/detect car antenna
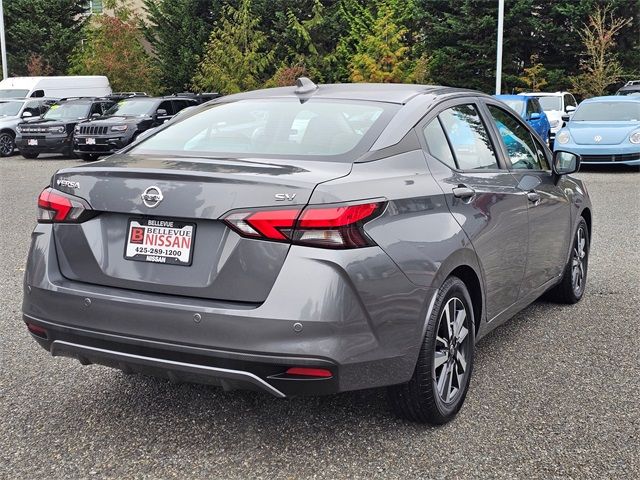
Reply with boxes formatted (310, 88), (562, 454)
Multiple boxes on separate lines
(295, 77), (318, 95)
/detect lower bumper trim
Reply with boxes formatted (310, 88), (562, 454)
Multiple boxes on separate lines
(50, 339), (286, 398)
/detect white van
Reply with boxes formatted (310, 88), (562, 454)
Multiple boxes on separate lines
(0, 76), (111, 99)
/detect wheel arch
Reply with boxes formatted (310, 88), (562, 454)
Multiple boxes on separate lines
(580, 207), (592, 238)
(0, 127), (16, 137)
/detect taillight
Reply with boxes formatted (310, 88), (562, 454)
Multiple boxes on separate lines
(222, 201), (385, 249)
(37, 187), (91, 223)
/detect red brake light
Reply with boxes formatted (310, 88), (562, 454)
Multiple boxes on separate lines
(37, 187), (90, 223)
(222, 201), (385, 249)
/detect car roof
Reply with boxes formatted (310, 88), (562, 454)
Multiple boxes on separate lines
(582, 95), (640, 103)
(519, 92), (570, 97)
(216, 83), (483, 105)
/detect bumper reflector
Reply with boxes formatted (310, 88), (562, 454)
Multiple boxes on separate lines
(26, 322), (48, 338)
(286, 367), (332, 378)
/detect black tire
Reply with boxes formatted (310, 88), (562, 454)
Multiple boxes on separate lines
(79, 153), (100, 162)
(387, 276), (475, 424)
(21, 151), (39, 159)
(546, 217), (589, 304)
(0, 132), (15, 157)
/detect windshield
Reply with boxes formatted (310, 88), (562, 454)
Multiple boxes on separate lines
(536, 96), (562, 111)
(572, 102), (640, 121)
(43, 103), (91, 120)
(104, 99), (157, 116)
(0, 89), (30, 98)
(501, 99), (525, 115)
(617, 90), (640, 96)
(132, 99), (396, 161)
(0, 101), (24, 116)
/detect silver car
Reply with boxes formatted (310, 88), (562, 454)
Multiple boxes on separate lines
(23, 80), (592, 424)
(0, 98), (57, 156)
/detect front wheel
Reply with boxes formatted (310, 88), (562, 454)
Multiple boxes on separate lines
(0, 132), (15, 157)
(387, 276), (475, 424)
(546, 217), (589, 304)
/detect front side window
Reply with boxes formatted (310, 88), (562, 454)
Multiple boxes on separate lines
(438, 104), (499, 170)
(132, 99), (396, 161)
(526, 99), (536, 118)
(43, 103), (91, 120)
(488, 105), (546, 170)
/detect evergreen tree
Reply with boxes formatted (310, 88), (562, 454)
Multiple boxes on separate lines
(143, 0), (219, 94)
(3, 0), (87, 76)
(192, 0), (273, 94)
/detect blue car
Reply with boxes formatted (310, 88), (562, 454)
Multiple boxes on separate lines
(554, 96), (640, 167)
(494, 94), (551, 143)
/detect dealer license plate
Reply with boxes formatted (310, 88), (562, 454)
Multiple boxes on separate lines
(86, 137), (96, 145)
(28, 139), (38, 146)
(124, 218), (196, 266)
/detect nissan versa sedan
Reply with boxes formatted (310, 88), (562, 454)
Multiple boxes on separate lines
(554, 95), (640, 167)
(23, 80), (592, 424)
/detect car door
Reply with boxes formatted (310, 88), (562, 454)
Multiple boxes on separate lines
(419, 100), (529, 321)
(483, 102), (571, 293)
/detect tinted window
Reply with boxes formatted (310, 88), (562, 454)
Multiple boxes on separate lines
(438, 104), (499, 170)
(572, 102), (640, 121)
(564, 94), (577, 108)
(157, 100), (173, 115)
(422, 118), (456, 169)
(173, 100), (195, 113)
(488, 105), (545, 170)
(526, 99), (536, 117)
(132, 99), (396, 161)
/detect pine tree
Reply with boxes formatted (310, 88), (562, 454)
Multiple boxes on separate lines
(192, 0), (274, 94)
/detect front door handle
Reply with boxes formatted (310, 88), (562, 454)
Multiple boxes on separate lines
(527, 190), (541, 204)
(452, 186), (476, 199)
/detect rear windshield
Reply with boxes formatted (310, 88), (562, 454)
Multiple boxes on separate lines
(501, 99), (525, 115)
(0, 89), (30, 98)
(0, 101), (24, 116)
(131, 98), (398, 162)
(572, 102), (640, 121)
(104, 98), (157, 116)
(43, 103), (91, 120)
(536, 96), (561, 111)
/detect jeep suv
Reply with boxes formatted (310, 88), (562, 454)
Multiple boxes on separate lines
(15, 97), (114, 159)
(73, 96), (198, 161)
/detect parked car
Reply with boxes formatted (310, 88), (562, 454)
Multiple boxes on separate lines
(0, 98), (57, 157)
(0, 76), (111, 99)
(15, 97), (115, 159)
(554, 95), (640, 167)
(520, 91), (578, 145)
(495, 94), (551, 143)
(616, 80), (640, 96)
(23, 80), (592, 424)
(73, 96), (199, 161)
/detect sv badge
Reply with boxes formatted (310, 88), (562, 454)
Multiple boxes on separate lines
(275, 193), (297, 201)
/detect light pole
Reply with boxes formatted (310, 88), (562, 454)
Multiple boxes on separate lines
(0, 0), (7, 79)
(495, 0), (504, 94)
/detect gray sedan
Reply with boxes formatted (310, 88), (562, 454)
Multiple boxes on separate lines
(22, 80), (592, 424)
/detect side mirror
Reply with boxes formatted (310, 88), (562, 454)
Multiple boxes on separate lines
(91, 112), (101, 118)
(529, 112), (541, 120)
(552, 150), (580, 175)
(21, 111), (33, 118)
(565, 105), (576, 113)
(561, 114), (571, 123)
(156, 108), (168, 117)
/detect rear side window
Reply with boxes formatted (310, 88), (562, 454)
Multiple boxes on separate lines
(438, 104), (499, 170)
(422, 119), (456, 169)
(132, 98), (398, 162)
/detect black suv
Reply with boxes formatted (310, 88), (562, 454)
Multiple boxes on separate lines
(15, 97), (115, 159)
(73, 96), (198, 161)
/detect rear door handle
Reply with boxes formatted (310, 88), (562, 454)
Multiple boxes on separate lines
(527, 191), (541, 204)
(452, 186), (476, 199)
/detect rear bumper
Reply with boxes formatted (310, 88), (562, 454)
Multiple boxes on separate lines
(23, 224), (431, 396)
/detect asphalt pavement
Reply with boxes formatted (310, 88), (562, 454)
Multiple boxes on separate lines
(1, 155), (638, 479)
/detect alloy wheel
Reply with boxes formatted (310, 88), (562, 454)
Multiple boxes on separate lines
(571, 226), (587, 296)
(0, 133), (14, 156)
(434, 297), (470, 404)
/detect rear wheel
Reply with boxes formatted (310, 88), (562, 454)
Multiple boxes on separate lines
(21, 151), (39, 159)
(79, 153), (100, 162)
(0, 132), (15, 157)
(546, 217), (589, 304)
(387, 276), (475, 424)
